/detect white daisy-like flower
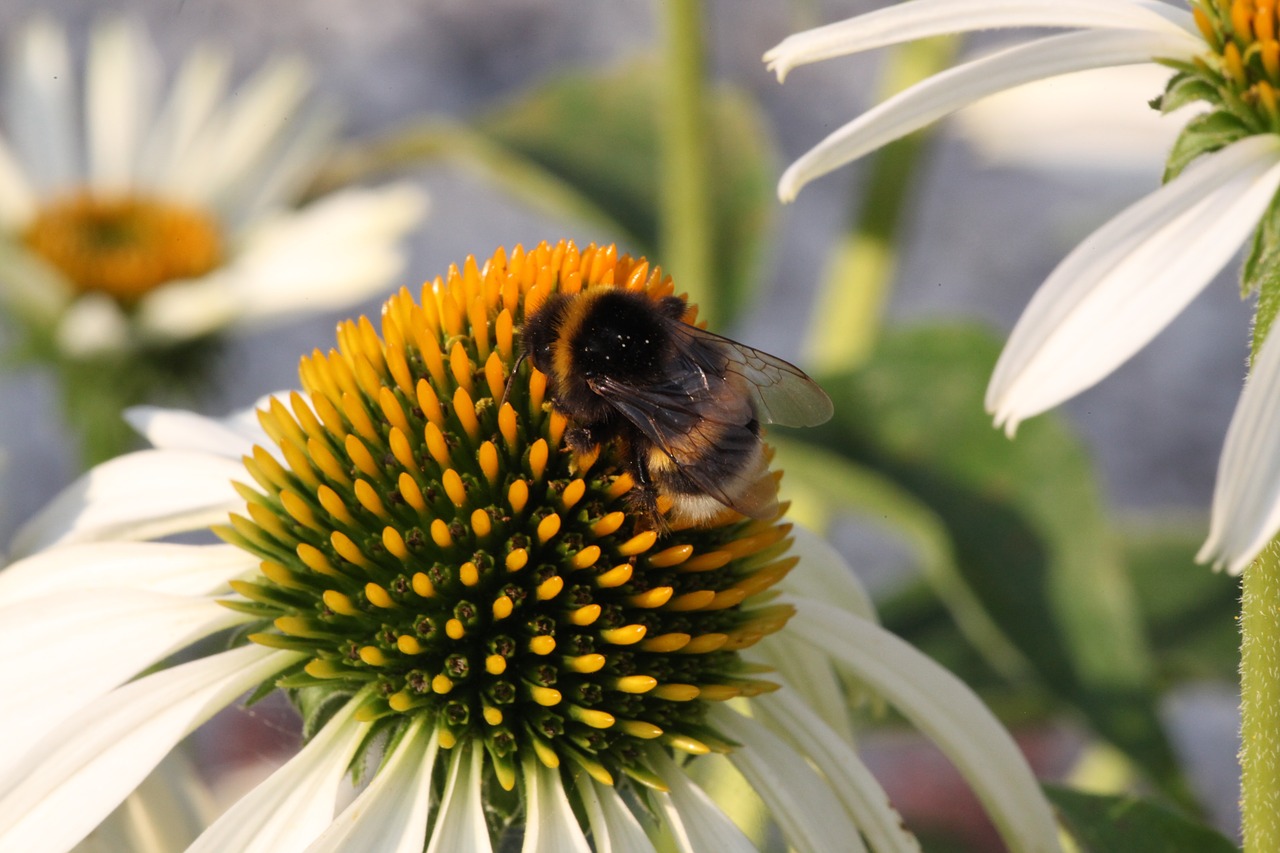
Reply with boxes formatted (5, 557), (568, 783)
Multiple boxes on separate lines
(0, 242), (1060, 852)
(0, 16), (425, 357)
(766, 0), (1280, 574)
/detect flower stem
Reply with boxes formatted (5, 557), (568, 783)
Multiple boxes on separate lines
(805, 37), (957, 372)
(1240, 540), (1280, 851)
(659, 0), (715, 325)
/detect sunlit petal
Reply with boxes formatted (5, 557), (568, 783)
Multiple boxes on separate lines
(1199, 330), (1280, 574)
(0, 646), (298, 853)
(137, 45), (230, 194)
(187, 694), (369, 853)
(987, 135), (1280, 433)
(5, 16), (76, 190)
(648, 749), (756, 853)
(124, 403), (265, 457)
(305, 722), (438, 853)
(521, 757), (591, 853)
(785, 598), (1061, 853)
(764, 0), (1194, 81)
(0, 590), (246, 774)
(710, 706), (869, 853)
(426, 744), (493, 853)
(777, 28), (1197, 201)
(9, 449), (244, 557)
(576, 776), (656, 853)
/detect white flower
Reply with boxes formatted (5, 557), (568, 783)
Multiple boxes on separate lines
(0, 17), (425, 356)
(766, 0), (1280, 574)
(0, 243), (1060, 852)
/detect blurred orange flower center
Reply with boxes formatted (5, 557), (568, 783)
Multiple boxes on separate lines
(22, 193), (223, 304)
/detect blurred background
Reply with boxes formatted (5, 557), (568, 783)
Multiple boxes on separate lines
(0, 1), (1246, 849)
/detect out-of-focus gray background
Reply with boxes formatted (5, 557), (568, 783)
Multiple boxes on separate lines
(0, 0), (1246, 842)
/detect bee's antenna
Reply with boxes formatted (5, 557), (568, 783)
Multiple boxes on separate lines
(499, 352), (526, 411)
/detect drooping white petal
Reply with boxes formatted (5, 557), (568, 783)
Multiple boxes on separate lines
(576, 776), (656, 853)
(304, 722), (438, 853)
(131, 271), (240, 342)
(222, 106), (339, 230)
(708, 706), (869, 853)
(187, 694), (370, 853)
(784, 526), (876, 621)
(0, 541), (253, 606)
(225, 183), (427, 320)
(749, 632), (855, 745)
(987, 135), (1280, 434)
(54, 292), (132, 357)
(764, 0), (1194, 81)
(6, 17), (77, 191)
(75, 749), (216, 853)
(521, 757), (592, 853)
(777, 28), (1196, 201)
(750, 691), (921, 853)
(124, 403), (266, 458)
(647, 749), (756, 853)
(0, 133), (36, 227)
(0, 645), (299, 853)
(0, 590), (248, 774)
(1199, 330), (1280, 574)
(136, 45), (230, 195)
(426, 744), (493, 853)
(8, 449), (244, 558)
(785, 598), (1061, 853)
(85, 19), (159, 192)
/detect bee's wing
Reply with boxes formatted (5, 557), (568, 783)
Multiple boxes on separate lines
(586, 373), (772, 518)
(666, 322), (833, 427)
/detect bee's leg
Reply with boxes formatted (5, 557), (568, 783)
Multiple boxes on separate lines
(626, 444), (667, 534)
(564, 425), (598, 456)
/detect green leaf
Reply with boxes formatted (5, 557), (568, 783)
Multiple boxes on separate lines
(798, 324), (1182, 791)
(1152, 72), (1217, 115)
(471, 62), (774, 326)
(1047, 786), (1239, 853)
(1121, 521), (1240, 682)
(1163, 111), (1250, 182)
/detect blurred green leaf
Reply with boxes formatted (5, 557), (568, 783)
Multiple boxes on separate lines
(1047, 786), (1239, 853)
(797, 323), (1182, 792)
(1121, 522), (1240, 683)
(323, 63), (774, 328)
(474, 62), (773, 326)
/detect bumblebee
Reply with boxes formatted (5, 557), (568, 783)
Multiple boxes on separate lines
(519, 286), (833, 530)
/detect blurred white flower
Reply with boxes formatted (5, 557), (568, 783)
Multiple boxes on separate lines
(767, 0), (1280, 574)
(0, 244), (1060, 851)
(0, 17), (425, 357)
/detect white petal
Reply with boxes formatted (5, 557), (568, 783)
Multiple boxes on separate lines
(749, 632), (855, 745)
(0, 133), (37, 227)
(647, 749), (756, 853)
(0, 241), (75, 324)
(0, 541), (253, 607)
(85, 19), (158, 192)
(181, 58), (312, 207)
(1199, 330), (1280, 573)
(777, 28), (1196, 201)
(305, 722), (439, 853)
(0, 645), (297, 853)
(6, 17), (78, 190)
(54, 293), (132, 357)
(521, 758), (592, 853)
(132, 271), (240, 342)
(750, 691), (921, 853)
(187, 694), (369, 853)
(785, 598), (1062, 853)
(223, 106), (339, 229)
(987, 135), (1280, 433)
(124, 403), (266, 457)
(137, 45), (230, 195)
(0, 590), (247, 773)
(576, 776), (656, 853)
(228, 183), (427, 321)
(784, 526), (876, 621)
(764, 0), (1194, 81)
(707, 706), (869, 853)
(8, 449), (244, 558)
(426, 744), (493, 853)
(75, 749), (216, 853)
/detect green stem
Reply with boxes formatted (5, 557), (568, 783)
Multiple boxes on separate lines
(1240, 541), (1280, 851)
(659, 0), (715, 325)
(805, 37), (958, 372)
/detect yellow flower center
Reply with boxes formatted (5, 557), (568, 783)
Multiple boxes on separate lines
(21, 192), (223, 304)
